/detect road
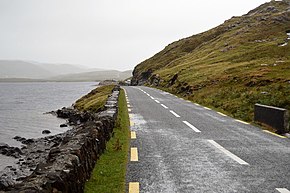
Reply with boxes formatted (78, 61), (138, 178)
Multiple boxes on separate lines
(124, 86), (290, 193)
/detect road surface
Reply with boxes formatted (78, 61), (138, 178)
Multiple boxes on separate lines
(124, 86), (290, 193)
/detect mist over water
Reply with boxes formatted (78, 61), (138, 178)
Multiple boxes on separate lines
(0, 82), (96, 169)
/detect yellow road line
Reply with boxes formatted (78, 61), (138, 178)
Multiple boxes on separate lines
(130, 148), (138, 161)
(236, 119), (250, 125)
(129, 182), (140, 193)
(131, 131), (136, 139)
(217, 112), (227, 117)
(130, 120), (134, 126)
(263, 130), (286, 139)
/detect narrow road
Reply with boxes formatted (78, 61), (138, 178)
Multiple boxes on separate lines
(124, 86), (290, 193)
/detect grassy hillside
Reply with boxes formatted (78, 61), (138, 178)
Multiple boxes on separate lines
(132, 1), (290, 129)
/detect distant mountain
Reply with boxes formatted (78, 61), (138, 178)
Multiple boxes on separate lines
(48, 70), (132, 82)
(0, 60), (55, 79)
(0, 60), (132, 81)
(34, 63), (92, 75)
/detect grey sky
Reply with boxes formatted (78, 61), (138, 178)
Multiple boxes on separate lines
(0, 0), (268, 71)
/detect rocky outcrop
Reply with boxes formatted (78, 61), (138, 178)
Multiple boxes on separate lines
(0, 86), (120, 193)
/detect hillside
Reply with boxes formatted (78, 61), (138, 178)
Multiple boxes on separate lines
(48, 70), (132, 82)
(132, 1), (290, 124)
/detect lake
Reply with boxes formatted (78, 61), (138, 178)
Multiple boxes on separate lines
(0, 82), (97, 170)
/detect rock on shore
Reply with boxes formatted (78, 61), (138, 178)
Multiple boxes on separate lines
(0, 86), (120, 193)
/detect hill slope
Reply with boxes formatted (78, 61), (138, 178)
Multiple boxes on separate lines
(132, 1), (290, 125)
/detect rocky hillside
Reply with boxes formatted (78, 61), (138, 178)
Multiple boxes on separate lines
(132, 0), (290, 123)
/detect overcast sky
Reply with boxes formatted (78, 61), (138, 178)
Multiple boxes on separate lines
(0, 0), (269, 71)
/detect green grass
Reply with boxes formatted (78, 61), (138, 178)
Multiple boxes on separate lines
(84, 89), (130, 193)
(74, 85), (115, 113)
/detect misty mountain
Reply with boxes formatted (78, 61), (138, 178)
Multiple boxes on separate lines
(48, 70), (132, 82)
(0, 60), (55, 79)
(0, 60), (102, 79)
(35, 63), (90, 75)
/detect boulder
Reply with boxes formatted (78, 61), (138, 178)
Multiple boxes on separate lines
(42, 130), (51, 134)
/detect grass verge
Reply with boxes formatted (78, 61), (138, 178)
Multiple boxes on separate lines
(84, 89), (130, 193)
(74, 85), (115, 113)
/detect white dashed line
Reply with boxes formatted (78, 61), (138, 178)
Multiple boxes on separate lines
(150, 96), (155, 100)
(169, 110), (181, 118)
(276, 188), (290, 193)
(204, 107), (211, 110)
(183, 121), (201, 132)
(154, 100), (160, 104)
(207, 140), (249, 165)
(161, 104), (168, 109)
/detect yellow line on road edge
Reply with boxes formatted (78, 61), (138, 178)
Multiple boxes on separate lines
(129, 182), (140, 193)
(263, 130), (286, 139)
(236, 119), (250, 125)
(130, 148), (138, 161)
(217, 112), (227, 117)
(130, 121), (134, 126)
(131, 131), (136, 139)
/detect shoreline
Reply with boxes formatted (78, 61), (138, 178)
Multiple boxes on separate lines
(0, 85), (120, 192)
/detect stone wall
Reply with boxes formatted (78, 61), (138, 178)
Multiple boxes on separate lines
(254, 103), (289, 134)
(0, 86), (120, 193)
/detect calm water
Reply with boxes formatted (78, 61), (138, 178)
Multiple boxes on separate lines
(0, 82), (96, 169)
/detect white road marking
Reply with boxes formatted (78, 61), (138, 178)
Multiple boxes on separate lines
(169, 110), (181, 118)
(150, 96), (155, 100)
(276, 188), (290, 193)
(204, 107), (211, 110)
(146, 94), (150, 96)
(183, 121), (201, 132)
(161, 104), (168, 109)
(154, 100), (160, 103)
(207, 140), (249, 165)
(194, 103), (200, 106)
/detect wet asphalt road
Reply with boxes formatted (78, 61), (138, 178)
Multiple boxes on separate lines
(124, 86), (290, 193)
